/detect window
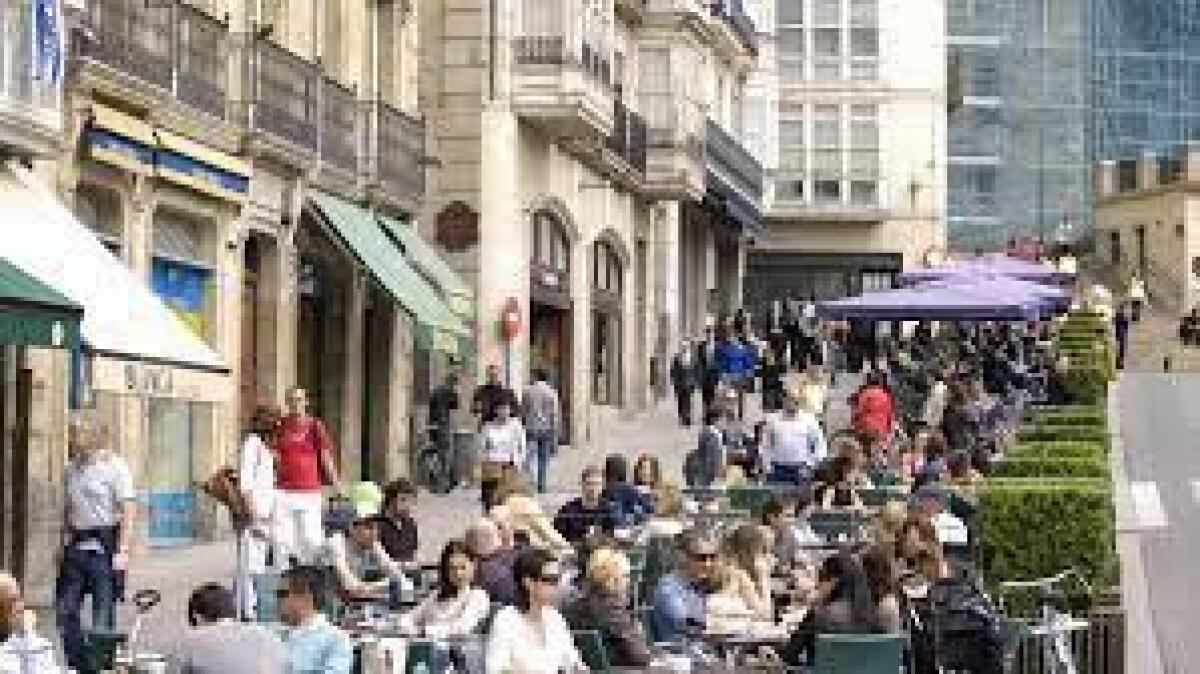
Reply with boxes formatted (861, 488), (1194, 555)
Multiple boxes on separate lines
(152, 209), (215, 342)
(848, 0), (878, 81)
(776, 178), (806, 201)
(532, 210), (569, 272)
(813, 0), (840, 24)
(813, 27), (841, 80)
(850, 180), (877, 205)
(815, 179), (841, 202)
(777, 0), (803, 25)
(778, 103), (805, 201)
(593, 241), (622, 295)
(75, 185), (124, 255)
(639, 47), (671, 129)
(777, 0), (804, 83)
(260, 0), (286, 33)
(323, 0), (342, 79)
(848, 103), (878, 181)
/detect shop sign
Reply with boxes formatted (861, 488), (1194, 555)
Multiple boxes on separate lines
(124, 363), (174, 395)
(435, 202), (479, 252)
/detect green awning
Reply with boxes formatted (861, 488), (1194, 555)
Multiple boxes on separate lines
(306, 193), (468, 355)
(378, 215), (475, 319)
(0, 256), (82, 349)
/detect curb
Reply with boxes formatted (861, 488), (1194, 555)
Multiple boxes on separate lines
(1108, 377), (1166, 674)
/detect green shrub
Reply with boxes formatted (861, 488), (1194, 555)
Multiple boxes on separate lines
(977, 479), (1117, 608)
(1028, 408), (1106, 428)
(1018, 424), (1108, 443)
(1010, 440), (1108, 458)
(991, 455), (1109, 479)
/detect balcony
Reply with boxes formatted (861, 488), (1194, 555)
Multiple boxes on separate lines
(77, 0), (230, 122)
(242, 36), (320, 161)
(0, 1), (63, 157)
(641, 92), (706, 200)
(598, 99), (648, 190)
(710, 0), (758, 55)
(645, 0), (756, 62)
(511, 25), (615, 142)
(366, 100), (426, 209)
(319, 77), (360, 176)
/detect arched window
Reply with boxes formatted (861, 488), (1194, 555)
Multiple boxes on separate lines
(532, 210), (569, 273)
(592, 240), (622, 296)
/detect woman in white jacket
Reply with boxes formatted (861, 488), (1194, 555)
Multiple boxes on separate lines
(236, 405), (280, 620)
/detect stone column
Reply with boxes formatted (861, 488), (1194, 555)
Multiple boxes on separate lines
(378, 309), (413, 480)
(478, 102), (527, 390)
(571, 242), (592, 448)
(730, 237), (747, 312)
(654, 202), (682, 353)
(340, 271), (367, 481)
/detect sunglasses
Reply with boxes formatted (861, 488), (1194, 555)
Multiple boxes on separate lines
(691, 552), (717, 562)
(274, 589), (291, 599)
(537, 574), (561, 584)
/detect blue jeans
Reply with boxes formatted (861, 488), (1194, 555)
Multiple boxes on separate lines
(55, 546), (117, 673)
(527, 429), (557, 493)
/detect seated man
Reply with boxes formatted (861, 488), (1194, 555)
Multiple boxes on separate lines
(325, 501), (413, 605)
(602, 454), (653, 527)
(553, 466), (617, 544)
(171, 583), (284, 673)
(0, 572), (57, 673)
(913, 484), (970, 547)
(277, 566), (353, 674)
(650, 529), (717, 642)
(374, 479), (419, 564)
(465, 517), (519, 606)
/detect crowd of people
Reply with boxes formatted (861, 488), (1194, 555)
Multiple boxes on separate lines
(0, 297), (1092, 673)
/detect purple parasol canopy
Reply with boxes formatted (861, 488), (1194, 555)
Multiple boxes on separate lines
(899, 254), (1074, 285)
(816, 283), (1044, 321)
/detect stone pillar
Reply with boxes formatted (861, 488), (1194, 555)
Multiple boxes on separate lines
(700, 224), (716, 327)
(571, 243), (591, 447)
(478, 102), (527, 390)
(127, 176), (155, 280)
(654, 203), (682, 353)
(1138, 151), (1158, 192)
(340, 271), (367, 481)
(731, 237), (747, 312)
(379, 309), (413, 479)
(1095, 160), (1117, 197)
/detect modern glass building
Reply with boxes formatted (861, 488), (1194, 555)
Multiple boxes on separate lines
(947, 0), (1200, 251)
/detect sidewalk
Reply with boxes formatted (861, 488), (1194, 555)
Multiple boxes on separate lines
(119, 380), (858, 654)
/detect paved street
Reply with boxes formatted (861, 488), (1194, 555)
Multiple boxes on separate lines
(1118, 373), (1200, 670)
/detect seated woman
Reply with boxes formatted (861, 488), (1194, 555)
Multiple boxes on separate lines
(404, 540), (490, 638)
(603, 454), (653, 527)
(486, 548), (586, 674)
(718, 524), (774, 621)
(562, 547), (652, 668)
(814, 456), (867, 510)
(633, 454), (664, 499)
(325, 502), (413, 605)
(643, 485), (686, 539)
(815, 545), (902, 634)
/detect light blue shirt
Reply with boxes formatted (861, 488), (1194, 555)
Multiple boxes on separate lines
(650, 573), (705, 643)
(278, 615), (353, 674)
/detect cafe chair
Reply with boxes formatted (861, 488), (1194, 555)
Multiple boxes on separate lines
(572, 629), (612, 672)
(814, 632), (906, 674)
(727, 486), (772, 514)
(405, 640), (438, 673)
(808, 510), (863, 542)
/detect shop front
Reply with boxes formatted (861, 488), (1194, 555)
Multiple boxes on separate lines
(529, 209), (573, 438)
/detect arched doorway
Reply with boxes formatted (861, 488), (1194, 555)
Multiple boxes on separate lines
(529, 209), (572, 439)
(592, 239), (623, 406)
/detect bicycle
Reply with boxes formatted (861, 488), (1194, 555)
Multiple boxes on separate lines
(415, 425), (454, 495)
(997, 569), (1092, 674)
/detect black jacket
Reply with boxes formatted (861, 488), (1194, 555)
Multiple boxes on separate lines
(670, 354), (699, 390)
(563, 583), (653, 667)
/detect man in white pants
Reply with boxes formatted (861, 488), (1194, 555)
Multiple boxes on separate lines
(273, 387), (341, 567)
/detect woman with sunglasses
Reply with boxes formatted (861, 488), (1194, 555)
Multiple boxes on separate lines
(486, 548), (585, 673)
(405, 540), (490, 638)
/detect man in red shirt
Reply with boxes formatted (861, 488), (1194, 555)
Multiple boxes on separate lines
(273, 387), (341, 566)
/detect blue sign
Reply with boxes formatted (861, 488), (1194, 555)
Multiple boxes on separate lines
(31, 0), (62, 84)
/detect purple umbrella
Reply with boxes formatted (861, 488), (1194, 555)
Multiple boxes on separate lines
(900, 255), (1073, 285)
(916, 276), (1068, 306)
(817, 284), (1043, 321)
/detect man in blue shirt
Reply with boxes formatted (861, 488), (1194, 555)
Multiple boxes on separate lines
(554, 466), (618, 543)
(650, 529), (718, 642)
(716, 334), (757, 420)
(277, 566), (353, 674)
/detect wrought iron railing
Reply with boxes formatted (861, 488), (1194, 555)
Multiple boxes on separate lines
(513, 36), (566, 65)
(175, 4), (227, 119)
(248, 37), (319, 151)
(705, 117), (763, 200)
(606, 100), (647, 175)
(82, 0), (173, 91)
(320, 77), (359, 173)
(372, 100), (425, 203)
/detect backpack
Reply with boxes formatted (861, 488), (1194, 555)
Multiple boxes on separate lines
(921, 577), (1006, 674)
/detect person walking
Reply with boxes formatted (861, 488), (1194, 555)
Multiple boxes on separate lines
(235, 405), (279, 621)
(428, 371), (461, 487)
(669, 340), (699, 426)
(522, 369), (562, 494)
(55, 413), (137, 673)
(472, 364), (518, 427)
(851, 371), (895, 457)
(273, 387), (342, 567)
(1128, 273), (1146, 322)
(758, 348), (786, 413)
(716, 333), (756, 420)
(697, 327), (721, 415)
(1114, 303), (1131, 370)
(480, 401), (527, 510)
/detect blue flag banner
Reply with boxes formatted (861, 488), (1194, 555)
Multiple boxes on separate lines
(32, 0), (62, 84)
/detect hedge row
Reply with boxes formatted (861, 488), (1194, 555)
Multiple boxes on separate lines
(1018, 424), (1108, 443)
(1027, 407), (1106, 428)
(991, 455), (1110, 479)
(1009, 439), (1108, 459)
(977, 479), (1117, 604)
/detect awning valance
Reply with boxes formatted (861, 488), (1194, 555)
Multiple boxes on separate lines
(85, 105), (156, 173)
(0, 163), (226, 371)
(705, 170), (765, 233)
(0, 256), (82, 350)
(306, 192), (469, 355)
(153, 129), (250, 201)
(378, 215), (474, 319)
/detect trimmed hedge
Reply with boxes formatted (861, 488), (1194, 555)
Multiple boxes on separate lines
(977, 479), (1117, 606)
(991, 455), (1109, 479)
(1010, 440), (1108, 459)
(1018, 424), (1108, 443)
(1028, 409), (1106, 428)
